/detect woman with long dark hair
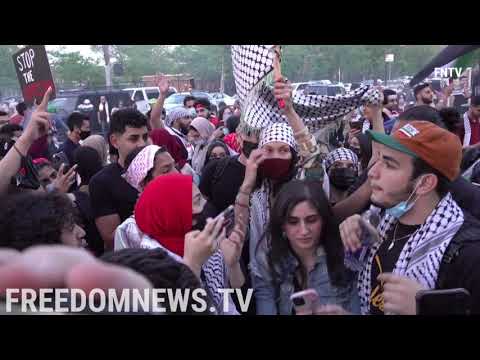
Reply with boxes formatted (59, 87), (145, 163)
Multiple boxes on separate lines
(251, 180), (359, 314)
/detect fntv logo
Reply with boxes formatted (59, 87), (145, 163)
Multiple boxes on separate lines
(434, 67), (472, 78)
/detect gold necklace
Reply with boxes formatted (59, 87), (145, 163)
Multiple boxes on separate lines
(387, 222), (418, 251)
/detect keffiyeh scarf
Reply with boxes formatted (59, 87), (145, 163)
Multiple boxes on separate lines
(122, 145), (161, 191)
(324, 147), (359, 173)
(232, 45), (382, 137)
(358, 193), (464, 315)
(463, 111), (472, 148)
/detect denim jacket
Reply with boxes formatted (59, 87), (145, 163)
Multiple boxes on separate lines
(251, 246), (360, 315)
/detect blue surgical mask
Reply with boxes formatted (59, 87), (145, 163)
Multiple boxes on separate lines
(385, 180), (421, 219)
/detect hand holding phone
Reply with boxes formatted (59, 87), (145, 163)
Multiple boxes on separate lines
(416, 288), (471, 315)
(214, 205), (235, 237)
(290, 289), (319, 315)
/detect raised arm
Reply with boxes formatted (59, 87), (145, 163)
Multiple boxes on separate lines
(150, 75), (170, 130)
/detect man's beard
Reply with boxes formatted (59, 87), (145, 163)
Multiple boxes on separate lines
(421, 96), (433, 105)
(369, 180), (414, 209)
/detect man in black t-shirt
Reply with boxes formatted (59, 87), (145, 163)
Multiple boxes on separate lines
(89, 109), (149, 251)
(340, 121), (480, 315)
(57, 112), (91, 166)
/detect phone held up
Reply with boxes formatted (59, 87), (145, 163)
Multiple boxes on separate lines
(290, 289), (319, 315)
(214, 205), (235, 237)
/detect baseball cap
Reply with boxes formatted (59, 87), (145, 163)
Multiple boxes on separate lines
(413, 82), (431, 97)
(367, 121), (462, 181)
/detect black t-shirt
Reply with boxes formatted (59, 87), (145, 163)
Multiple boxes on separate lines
(199, 156), (245, 213)
(89, 163), (139, 222)
(370, 222), (421, 315)
(59, 138), (80, 166)
(73, 190), (104, 257)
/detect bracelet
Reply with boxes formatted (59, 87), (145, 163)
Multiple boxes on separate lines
(238, 187), (251, 196)
(13, 144), (25, 158)
(294, 126), (309, 139)
(235, 201), (249, 209)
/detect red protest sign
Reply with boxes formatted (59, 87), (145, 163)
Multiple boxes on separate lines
(12, 45), (56, 106)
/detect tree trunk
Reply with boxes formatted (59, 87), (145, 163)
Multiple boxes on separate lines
(102, 45), (112, 88)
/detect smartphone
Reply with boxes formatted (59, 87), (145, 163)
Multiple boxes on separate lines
(290, 289), (319, 314)
(52, 151), (70, 173)
(214, 205), (235, 237)
(350, 121), (362, 131)
(416, 288), (471, 315)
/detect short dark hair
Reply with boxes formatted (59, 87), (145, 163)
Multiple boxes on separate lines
(383, 89), (397, 105)
(439, 107), (461, 133)
(16, 102), (27, 116)
(109, 108), (148, 135)
(194, 97), (211, 110)
(183, 95), (196, 106)
(0, 192), (78, 251)
(0, 124), (23, 137)
(398, 105), (445, 128)
(411, 156), (450, 198)
(101, 248), (211, 314)
(73, 146), (103, 186)
(414, 83), (430, 98)
(66, 112), (89, 132)
(471, 95), (480, 107)
(226, 115), (240, 133)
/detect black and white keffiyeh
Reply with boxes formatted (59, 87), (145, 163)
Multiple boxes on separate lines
(357, 193), (465, 315)
(463, 111), (472, 148)
(324, 147), (359, 173)
(231, 45), (382, 136)
(259, 122), (297, 150)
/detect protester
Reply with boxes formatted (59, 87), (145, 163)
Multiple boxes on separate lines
(101, 248), (212, 314)
(340, 121), (480, 315)
(97, 96), (111, 135)
(0, 192), (86, 250)
(203, 140), (230, 167)
(334, 105), (480, 223)
(163, 107), (193, 159)
(0, 88), (53, 197)
(324, 147), (359, 205)
(122, 145), (178, 193)
(194, 98), (219, 128)
(223, 115), (241, 153)
(382, 89), (399, 133)
(0, 124), (23, 142)
(114, 173), (246, 314)
(199, 123), (258, 215)
(57, 112), (91, 166)
(188, 116), (215, 175)
(82, 134), (109, 166)
(458, 95), (480, 151)
(9, 102), (27, 126)
(34, 158), (77, 194)
(149, 128), (195, 177)
(414, 82), (434, 107)
(89, 108), (148, 251)
(184, 95), (196, 109)
(218, 106), (233, 127)
(252, 180), (359, 314)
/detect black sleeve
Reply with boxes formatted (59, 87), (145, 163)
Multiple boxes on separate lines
(444, 241), (480, 314)
(89, 174), (117, 219)
(451, 177), (480, 221)
(199, 160), (217, 199)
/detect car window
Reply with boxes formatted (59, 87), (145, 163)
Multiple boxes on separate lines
(146, 89), (160, 100)
(134, 90), (145, 101)
(164, 94), (186, 104)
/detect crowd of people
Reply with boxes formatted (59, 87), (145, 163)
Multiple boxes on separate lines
(1, 69), (480, 315)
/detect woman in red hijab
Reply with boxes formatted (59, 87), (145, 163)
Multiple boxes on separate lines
(114, 173), (247, 314)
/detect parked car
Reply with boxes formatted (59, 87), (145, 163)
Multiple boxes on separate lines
(47, 89), (132, 139)
(304, 84), (346, 96)
(210, 92), (236, 106)
(123, 86), (177, 114)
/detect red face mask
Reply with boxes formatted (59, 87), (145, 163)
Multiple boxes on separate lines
(258, 158), (292, 181)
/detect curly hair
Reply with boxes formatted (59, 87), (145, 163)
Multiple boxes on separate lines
(0, 192), (78, 251)
(101, 248), (212, 315)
